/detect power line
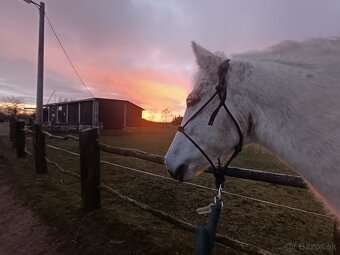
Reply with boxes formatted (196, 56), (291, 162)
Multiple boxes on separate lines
(44, 13), (95, 98)
(46, 89), (55, 104)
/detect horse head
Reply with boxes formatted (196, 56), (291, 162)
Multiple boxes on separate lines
(165, 42), (247, 181)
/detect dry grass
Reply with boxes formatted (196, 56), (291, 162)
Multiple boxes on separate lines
(0, 126), (336, 255)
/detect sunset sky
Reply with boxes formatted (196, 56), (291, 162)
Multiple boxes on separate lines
(1, 0), (340, 121)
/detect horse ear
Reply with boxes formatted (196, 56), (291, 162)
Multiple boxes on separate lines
(191, 41), (217, 70)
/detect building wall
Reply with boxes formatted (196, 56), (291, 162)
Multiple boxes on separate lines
(48, 105), (57, 123)
(57, 104), (67, 123)
(127, 103), (142, 127)
(43, 108), (49, 122)
(98, 100), (124, 130)
(45, 99), (142, 130)
(80, 101), (93, 124)
(67, 102), (79, 124)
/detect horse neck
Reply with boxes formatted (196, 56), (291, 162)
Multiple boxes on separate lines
(229, 60), (340, 217)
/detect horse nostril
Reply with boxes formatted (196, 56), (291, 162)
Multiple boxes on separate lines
(177, 165), (186, 182)
(167, 164), (187, 182)
(167, 169), (177, 180)
(175, 164), (187, 182)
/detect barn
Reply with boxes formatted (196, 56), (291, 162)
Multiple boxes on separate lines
(43, 98), (144, 130)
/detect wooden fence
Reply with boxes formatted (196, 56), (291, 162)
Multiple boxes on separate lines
(9, 121), (340, 255)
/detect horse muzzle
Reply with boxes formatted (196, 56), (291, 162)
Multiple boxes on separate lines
(167, 163), (188, 182)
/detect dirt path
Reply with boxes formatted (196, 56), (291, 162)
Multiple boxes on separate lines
(0, 183), (62, 255)
(0, 125), (62, 255)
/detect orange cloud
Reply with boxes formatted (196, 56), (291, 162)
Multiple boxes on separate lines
(2, 32), (193, 122)
(136, 80), (187, 107)
(77, 64), (191, 119)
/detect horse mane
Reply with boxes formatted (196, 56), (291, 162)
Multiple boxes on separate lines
(231, 38), (340, 218)
(232, 37), (340, 73)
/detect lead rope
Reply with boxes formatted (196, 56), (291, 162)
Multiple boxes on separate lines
(176, 59), (243, 255)
(195, 185), (223, 255)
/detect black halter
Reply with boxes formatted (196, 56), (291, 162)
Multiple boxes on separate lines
(177, 59), (243, 189)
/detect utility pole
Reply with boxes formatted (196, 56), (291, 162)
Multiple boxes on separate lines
(23, 0), (45, 125)
(36, 2), (45, 125)
(23, 0), (47, 173)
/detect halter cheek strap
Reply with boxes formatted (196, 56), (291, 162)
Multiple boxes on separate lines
(177, 59), (243, 189)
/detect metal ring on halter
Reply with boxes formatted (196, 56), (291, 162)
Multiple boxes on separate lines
(218, 185), (222, 198)
(213, 185), (223, 207)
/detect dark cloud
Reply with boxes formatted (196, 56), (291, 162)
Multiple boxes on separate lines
(1, 0), (340, 113)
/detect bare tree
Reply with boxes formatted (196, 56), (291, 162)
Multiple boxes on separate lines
(161, 108), (173, 123)
(0, 96), (25, 118)
(58, 96), (72, 103)
(172, 114), (183, 125)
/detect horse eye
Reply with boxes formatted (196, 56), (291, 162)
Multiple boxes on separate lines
(186, 97), (200, 107)
(186, 99), (194, 107)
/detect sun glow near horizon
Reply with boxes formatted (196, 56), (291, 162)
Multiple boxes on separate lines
(137, 80), (187, 122)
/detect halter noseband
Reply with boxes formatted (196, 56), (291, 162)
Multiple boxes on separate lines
(177, 59), (243, 188)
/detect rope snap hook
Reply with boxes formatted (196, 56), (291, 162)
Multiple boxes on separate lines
(213, 184), (223, 208)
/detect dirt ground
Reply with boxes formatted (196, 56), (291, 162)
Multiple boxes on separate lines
(0, 180), (62, 255)
(0, 123), (67, 255)
(0, 125), (61, 255)
(0, 122), (336, 254)
(0, 123), (203, 255)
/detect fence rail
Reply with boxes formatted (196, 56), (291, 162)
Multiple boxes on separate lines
(100, 142), (307, 189)
(100, 183), (274, 255)
(8, 123), (340, 254)
(24, 146), (274, 255)
(41, 141), (330, 218)
(207, 167), (307, 189)
(43, 130), (79, 141)
(99, 143), (164, 165)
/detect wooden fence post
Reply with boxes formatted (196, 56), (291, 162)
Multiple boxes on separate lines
(15, 121), (26, 158)
(10, 120), (16, 147)
(33, 124), (47, 173)
(79, 128), (101, 210)
(9, 120), (12, 142)
(334, 219), (340, 255)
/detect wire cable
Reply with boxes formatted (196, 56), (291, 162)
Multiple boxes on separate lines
(101, 160), (331, 218)
(46, 89), (55, 105)
(40, 142), (331, 218)
(44, 13), (95, 98)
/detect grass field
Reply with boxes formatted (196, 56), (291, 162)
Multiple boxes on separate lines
(0, 126), (336, 254)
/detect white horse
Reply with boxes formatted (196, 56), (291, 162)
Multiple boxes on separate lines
(165, 38), (340, 219)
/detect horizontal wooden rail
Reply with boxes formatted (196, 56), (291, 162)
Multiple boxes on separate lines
(25, 149), (33, 156)
(42, 144), (328, 217)
(99, 142), (306, 189)
(23, 128), (33, 134)
(28, 147), (274, 255)
(206, 167), (307, 189)
(36, 153), (274, 255)
(43, 131), (79, 141)
(46, 144), (80, 156)
(99, 143), (164, 165)
(100, 183), (274, 255)
(45, 157), (81, 178)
